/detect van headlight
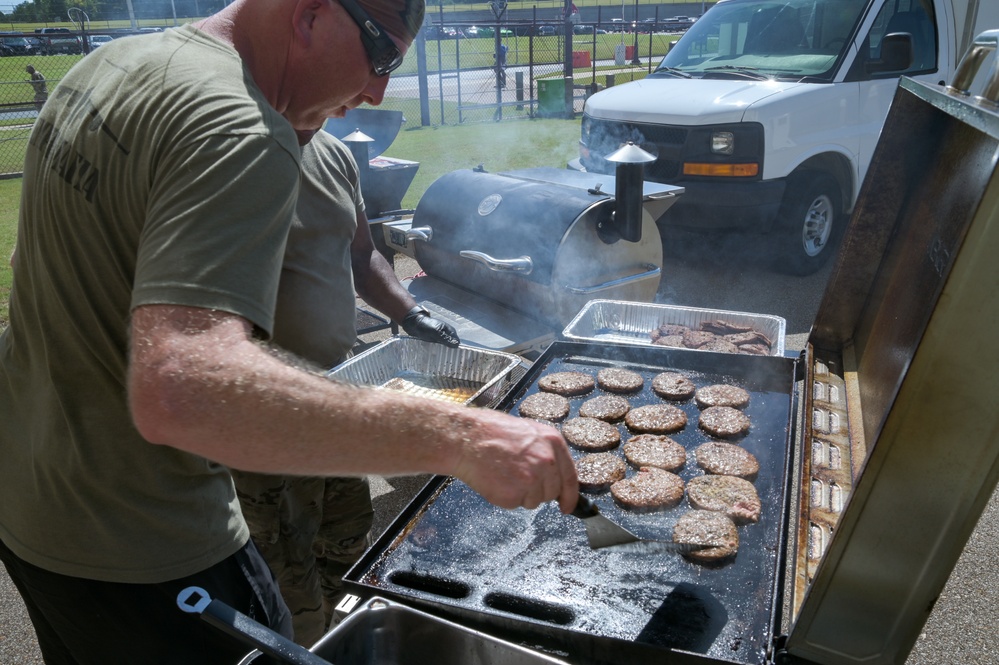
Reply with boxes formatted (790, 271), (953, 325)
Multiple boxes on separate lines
(711, 131), (735, 155)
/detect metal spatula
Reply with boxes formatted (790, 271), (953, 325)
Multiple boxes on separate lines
(570, 492), (709, 555)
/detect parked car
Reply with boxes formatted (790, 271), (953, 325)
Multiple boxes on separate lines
(425, 25), (460, 39)
(464, 26), (512, 38)
(573, 24), (607, 35)
(34, 27), (83, 55)
(0, 35), (34, 56)
(661, 16), (696, 32)
(536, 24), (557, 36)
(88, 34), (114, 49)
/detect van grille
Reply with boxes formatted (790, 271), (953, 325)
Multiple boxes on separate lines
(584, 118), (687, 181)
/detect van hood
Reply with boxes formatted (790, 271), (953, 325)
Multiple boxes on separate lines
(584, 77), (806, 125)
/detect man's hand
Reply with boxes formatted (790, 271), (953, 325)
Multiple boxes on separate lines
(401, 306), (460, 347)
(451, 412), (579, 514)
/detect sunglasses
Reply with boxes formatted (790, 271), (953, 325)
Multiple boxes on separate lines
(338, 0), (405, 76)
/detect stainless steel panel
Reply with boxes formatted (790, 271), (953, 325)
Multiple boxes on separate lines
(787, 70), (999, 665)
(310, 597), (570, 665)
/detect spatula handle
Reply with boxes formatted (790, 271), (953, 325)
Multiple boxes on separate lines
(570, 492), (600, 519)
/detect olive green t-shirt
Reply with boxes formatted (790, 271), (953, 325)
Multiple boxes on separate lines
(0, 26), (300, 582)
(272, 130), (365, 369)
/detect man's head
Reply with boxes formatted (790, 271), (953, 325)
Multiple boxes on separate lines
(203, 0), (425, 137)
(25, 65), (34, 74)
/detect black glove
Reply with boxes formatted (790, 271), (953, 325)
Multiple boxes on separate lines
(401, 306), (461, 348)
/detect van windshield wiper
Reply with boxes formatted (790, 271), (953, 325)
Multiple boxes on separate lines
(653, 66), (693, 79)
(702, 65), (770, 80)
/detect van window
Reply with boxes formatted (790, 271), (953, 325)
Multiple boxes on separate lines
(853, 0), (937, 77)
(655, 0), (869, 82)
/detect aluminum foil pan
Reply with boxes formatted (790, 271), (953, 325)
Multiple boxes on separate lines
(561, 300), (786, 356)
(326, 337), (524, 407)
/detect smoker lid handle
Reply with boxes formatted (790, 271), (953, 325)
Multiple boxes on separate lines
(406, 226), (433, 242)
(459, 250), (534, 274)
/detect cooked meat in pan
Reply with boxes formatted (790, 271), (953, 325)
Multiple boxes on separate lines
(538, 371), (595, 397)
(518, 392), (571, 422)
(695, 384), (750, 409)
(700, 319), (754, 335)
(694, 441), (760, 480)
(652, 334), (685, 348)
(724, 330), (773, 348)
(576, 453), (627, 492)
(687, 475), (761, 524)
(622, 434), (686, 472)
(698, 406), (751, 438)
(625, 404), (688, 434)
(682, 329), (717, 349)
(562, 417), (621, 452)
(596, 368), (644, 394)
(651, 372), (696, 401)
(611, 467), (685, 512)
(673, 510), (740, 563)
(578, 395), (631, 422)
(700, 338), (741, 354)
(650, 323), (690, 341)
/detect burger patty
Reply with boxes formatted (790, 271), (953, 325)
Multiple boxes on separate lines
(518, 392), (571, 422)
(596, 367), (644, 394)
(694, 441), (760, 480)
(651, 372), (696, 400)
(537, 371), (595, 397)
(695, 384), (751, 409)
(698, 406), (751, 438)
(687, 475), (761, 524)
(561, 417), (621, 452)
(622, 434), (686, 472)
(578, 395), (631, 422)
(625, 404), (688, 434)
(610, 467), (685, 512)
(672, 510), (740, 563)
(576, 453), (627, 492)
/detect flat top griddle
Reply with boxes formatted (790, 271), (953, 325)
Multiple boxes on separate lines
(347, 342), (798, 665)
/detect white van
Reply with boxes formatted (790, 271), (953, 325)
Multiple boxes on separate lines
(569, 0), (998, 273)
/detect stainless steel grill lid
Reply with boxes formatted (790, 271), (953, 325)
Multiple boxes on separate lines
(787, 45), (999, 665)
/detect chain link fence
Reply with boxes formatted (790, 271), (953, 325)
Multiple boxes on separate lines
(0, 21), (683, 175)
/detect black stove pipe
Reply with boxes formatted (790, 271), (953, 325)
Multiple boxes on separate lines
(607, 142), (656, 243)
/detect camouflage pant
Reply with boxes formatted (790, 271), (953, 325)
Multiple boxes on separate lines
(232, 472), (373, 647)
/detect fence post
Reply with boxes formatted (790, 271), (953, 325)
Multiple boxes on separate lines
(562, 75), (573, 119)
(515, 71), (525, 110)
(416, 29), (431, 127)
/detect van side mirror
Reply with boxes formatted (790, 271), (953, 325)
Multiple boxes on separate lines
(867, 32), (914, 73)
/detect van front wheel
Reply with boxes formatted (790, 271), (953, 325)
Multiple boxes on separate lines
(774, 171), (841, 276)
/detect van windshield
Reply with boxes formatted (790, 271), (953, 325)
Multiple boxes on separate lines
(653, 0), (868, 81)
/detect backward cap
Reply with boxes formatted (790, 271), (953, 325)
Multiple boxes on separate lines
(358, 0), (425, 46)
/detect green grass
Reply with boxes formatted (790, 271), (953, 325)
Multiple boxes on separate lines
(0, 118), (583, 329)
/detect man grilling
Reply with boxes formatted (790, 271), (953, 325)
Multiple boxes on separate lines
(0, 0), (578, 661)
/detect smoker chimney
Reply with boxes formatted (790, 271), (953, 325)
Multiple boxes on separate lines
(605, 142), (656, 243)
(341, 128), (375, 193)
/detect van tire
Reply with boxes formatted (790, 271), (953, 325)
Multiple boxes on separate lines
(774, 171), (841, 275)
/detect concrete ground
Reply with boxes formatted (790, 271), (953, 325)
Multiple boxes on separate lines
(3, 247), (997, 664)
